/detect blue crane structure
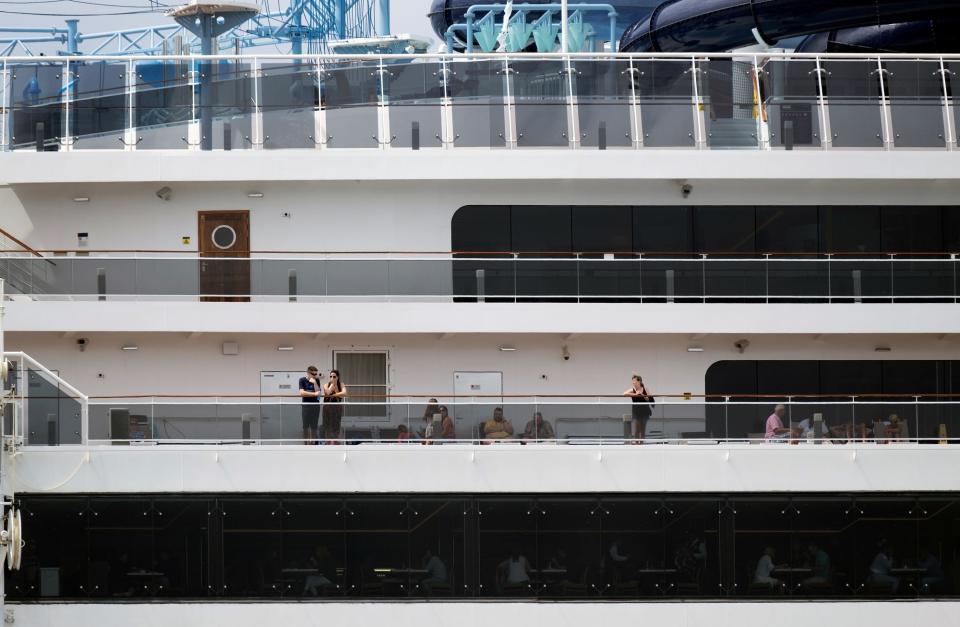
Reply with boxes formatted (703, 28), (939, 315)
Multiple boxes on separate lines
(0, 0), (390, 57)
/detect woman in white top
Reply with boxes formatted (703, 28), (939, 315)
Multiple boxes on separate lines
(498, 549), (531, 591)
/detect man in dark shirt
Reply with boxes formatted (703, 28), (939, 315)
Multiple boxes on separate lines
(299, 366), (321, 444)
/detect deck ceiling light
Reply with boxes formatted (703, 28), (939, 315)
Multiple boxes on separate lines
(874, 346), (892, 353)
(247, 191), (264, 199)
(73, 197), (90, 203)
(498, 346), (518, 352)
(686, 346), (704, 352)
(277, 345), (295, 351)
(121, 345), (139, 351)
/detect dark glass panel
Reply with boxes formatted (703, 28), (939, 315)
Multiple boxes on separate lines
(819, 206), (881, 254)
(695, 206), (756, 254)
(704, 360), (757, 439)
(633, 206), (693, 254)
(756, 206), (819, 253)
(572, 206), (632, 254)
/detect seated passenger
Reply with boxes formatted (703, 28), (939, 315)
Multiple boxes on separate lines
(421, 548), (448, 595)
(497, 548), (531, 591)
(522, 412), (556, 442)
(884, 414), (905, 441)
(919, 548), (944, 593)
(303, 545), (335, 596)
(764, 404), (792, 441)
(797, 416), (828, 439)
(754, 546), (783, 587)
(483, 407), (514, 441)
(801, 541), (831, 589)
(438, 406), (456, 441)
(397, 424), (412, 441)
(868, 540), (899, 593)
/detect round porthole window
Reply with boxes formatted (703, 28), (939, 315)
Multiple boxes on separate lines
(211, 224), (237, 250)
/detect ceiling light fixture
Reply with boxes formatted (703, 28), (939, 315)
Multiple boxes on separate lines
(498, 346), (518, 352)
(277, 345), (295, 351)
(73, 197), (90, 203)
(247, 192), (264, 199)
(686, 346), (704, 352)
(874, 346), (892, 353)
(121, 345), (139, 351)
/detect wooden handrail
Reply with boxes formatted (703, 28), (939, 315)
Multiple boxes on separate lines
(0, 226), (55, 265)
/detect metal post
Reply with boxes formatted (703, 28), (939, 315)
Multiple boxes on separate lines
(564, 54), (579, 149)
(439, 56), (455, 149)
(313, 57), (328, 150)
(250, 57), (264, 149)
(62, 60), (72, 152)
(814, 56), (831, 150)
(1, 59), (8, 151)
(939, 57), (956, 151)
(65, 19), (79, 55)
(752, 55), (770, 150)
(376, 0), (391, 36)
(198, 13), (213, 151)
(502, 57), (517, 148)
(876, 56), (894, 150)
(335, 0), (347, 39)
(690, 58), (706, 149)
(124, 58), (137, 151)
(560, 0), (569, 53)
(628, 57), (643, 148)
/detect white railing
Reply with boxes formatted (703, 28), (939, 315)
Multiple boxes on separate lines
(1, 52), (957, 152)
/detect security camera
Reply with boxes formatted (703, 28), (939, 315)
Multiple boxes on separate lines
(561, 345), (571, 361)
(734, 339), (750, 354)
(681, 184), (692, 199)
(77, 338), (89, 352)
(155, 186), (172, 201)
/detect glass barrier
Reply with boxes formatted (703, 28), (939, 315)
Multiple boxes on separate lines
(9, 492), (958, 600)
(71, 61), (128, 149)
(1, 55), (959, 152)
(3, 255), (960, 302)
(571, 57), (634, 148)
(511, 57), (569, 148)
(384, 60), (445, 149)
(135, 60), (193, 150)
(260, 61), (317, 149)
(81, 399), (960, 445)
(820, 58), (885, 148)
(761, 58), (823, 149)
(322, 60), (381, 148)
(447, 57), (508, 148)
(5, 357), (83, 445)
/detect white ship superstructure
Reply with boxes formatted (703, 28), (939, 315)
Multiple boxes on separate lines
(1, 1), (960, 623)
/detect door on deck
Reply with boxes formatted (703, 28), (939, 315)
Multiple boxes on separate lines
(198, 210), (250, 302)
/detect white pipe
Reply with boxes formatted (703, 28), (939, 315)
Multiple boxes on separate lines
(561, 0), (569, 52)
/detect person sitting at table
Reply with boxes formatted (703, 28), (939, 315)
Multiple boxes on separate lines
(497, 547), (532, 593)
(483, 407), (514, 441)
(605, 538), (633, 583)
(868, 540), (899, 593)
(918, 548), (944, 593)
(421, 548), (448, 595)
(522, 412), (556, 442)
(764, 405), (793, 441)
(546, 547), (568, 571)
(797, 416), (829, 439)
(419, 399), (441, 442)
(303, 545), (335, 596)
(754, 546), (784, 589)
(397, 424), (412, 441)
(801, 541), (831, 589)
(884, 413), (906, 442)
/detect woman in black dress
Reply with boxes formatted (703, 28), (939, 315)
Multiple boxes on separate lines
(623, 374), (654, 443)
(322, 369), (348, 443)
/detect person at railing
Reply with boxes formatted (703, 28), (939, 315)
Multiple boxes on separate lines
(298, 366), (322, 445)
(322, 369), (347, 444)
(868, 539), (899, 593)
(623, 375), (655, 444)
(764, 404), (793, 441)
(419, 398), (441, 443)
(483, 407), (515, 441)
(439, 406), (456, 441)
(521, 412), (556, 442)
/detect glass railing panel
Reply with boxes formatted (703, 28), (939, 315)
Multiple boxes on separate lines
(640, 258), (703, 302)
(384, 60), (445, 149)
(68, 258), (136, 298)
(510, 58), (568, 148)
(386, 259), (453, 297)
(71, 62), (128, 150)
(321, 60), (381, 148)
(951, 61), (960, 149)
(515, 257), (577, 300)
(255, 259), (326, 300)
(821, 58), (884, 148)
(918, 402), (958, 444)
(134, 257), (199, 298)
(766, 258), (829, 302)
(447, 57), (507, 148)
(886, 60), (947, 149)
(890, 258), (955, 302)
(88, 403), (151, 442)
(260, 62), (318, 149)
(451, 257), (515, 300)
(135, 60), (193, 150)
(324, 259), (389, 296)
(633, 59), (696, 148)
(698, 58), (759, 149)
(829, 259), (891, 302)
(571, 57), (634, 148)
(703, 258), (765, 301)
(205, 61), (253, 150)
(761, 58), (822, 149)
(9, 63), (65, 151)
(15, 366), (83, 446)
(577, 258), (642, 300)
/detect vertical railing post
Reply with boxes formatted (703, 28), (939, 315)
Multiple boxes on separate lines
(564, 54), (579, 149)
(502, 56), (517, 148)
(723, 396), (729, 441)
(439, 55), (455, 149)
(939, 57), (955, 152)
(124, 58), (138, 151)
(814, 56), (831, 150)
(250, 56), (265, 150)
(376, 55), (393, 149)
(876, 56), (894, 150)
(0, 58), (8, 151)
(690, 57), (706, 149)
(62, 60), (73, 151)
(313, 57), (328, 149)
(628, 56), (643, 149)
(913, 395), (920, 445)
(752, 55), (770, 150)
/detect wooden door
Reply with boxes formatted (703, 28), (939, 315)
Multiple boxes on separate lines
(198, 210), (250, 302)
